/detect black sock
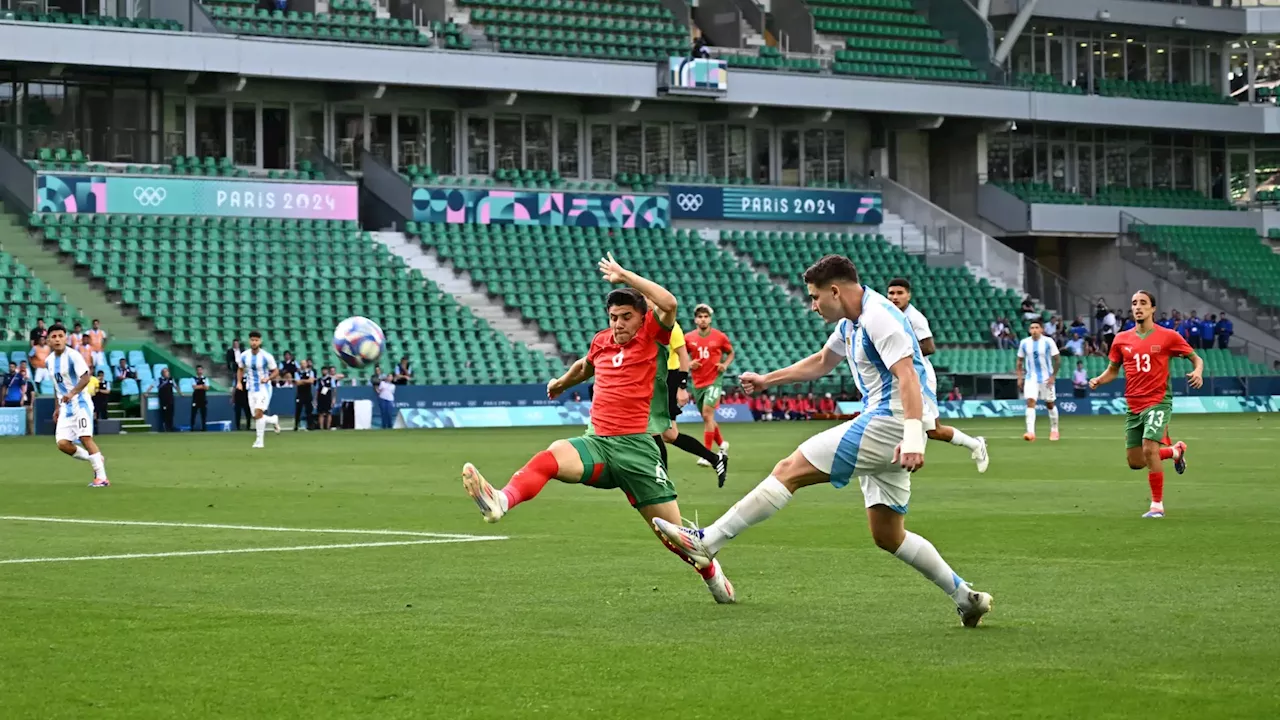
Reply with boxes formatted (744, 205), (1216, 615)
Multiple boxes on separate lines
(674, 433), (719, 463)
(653, 434), (669, 469)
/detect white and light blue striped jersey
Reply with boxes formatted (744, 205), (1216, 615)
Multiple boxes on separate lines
(238, 349), (278, 392)
(824, 287), (938, 420)
(1017, 335), (1060, 384)
(902, 303), (937, 396)
(48, 349), (94, 417)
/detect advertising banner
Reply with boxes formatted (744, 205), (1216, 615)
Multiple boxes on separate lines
(36, 174), (360, 220)
(661, 57), (728, 96)
(411, 187), (669, 228)
(836, 396), (1280, 420)
(0, 407), (26, 436)
(668, 185), (883, 224)
(397, 401), (755, 430)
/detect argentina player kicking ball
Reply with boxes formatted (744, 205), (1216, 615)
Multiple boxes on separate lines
(655, 255), (992, 627)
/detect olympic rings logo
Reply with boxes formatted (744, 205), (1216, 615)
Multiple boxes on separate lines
(132, 187), (168, 206)
(676, 193), (704, 211)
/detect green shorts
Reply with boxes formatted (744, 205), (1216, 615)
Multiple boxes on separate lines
(692, 383), (723, 411)
(568, 433), (676, 508)
(1125, 400), (1172, 449)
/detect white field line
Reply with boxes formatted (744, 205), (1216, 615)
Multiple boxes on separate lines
(0, 537), (501, 565)
(0, 515), (502, 540)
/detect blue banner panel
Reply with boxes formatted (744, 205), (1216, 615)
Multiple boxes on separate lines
(668, 185), (883, 224)
(0, 407), (27, 436)
(411, 188), (669, 228)
(837, 396), (1280, 419)
(398, 402), (757, 429)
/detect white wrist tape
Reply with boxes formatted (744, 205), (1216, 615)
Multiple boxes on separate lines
(900, 419), (926, 455)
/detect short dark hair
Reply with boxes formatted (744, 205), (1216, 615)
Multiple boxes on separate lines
(606, 288), (647, 312)
(47, 323), (67, 335)
(1029, 320), (1043, 328)
(887, 277), (911, 292)
(1134, 290), (1157, 307)
(196, 365), (204, 370)
(248, 330), (262, 339)
(92, 318), (99, 323)
(802, 255), (859, 286)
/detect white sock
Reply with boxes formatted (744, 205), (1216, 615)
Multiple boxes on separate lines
(266, 414), (278, 425)
(1025, 408), (1036, 434)
(256, 417), (266, 442)
(893, 531), (966, 600)
(702, 476), (793, 555)
(1049, 407), (1060, 431)
(948, 428), (981, 451)
(70, 446), (91, 461)
(89, 452), (105, 477)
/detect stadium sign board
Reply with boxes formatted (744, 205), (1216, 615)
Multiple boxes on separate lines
(668, 185), (884, 224)
(36, 174), (360, 220)
(659, 57), (728, 97)
(0, 407), (27, 436)
(837, 395), (1280, 418)
(411, 187), (669, 228)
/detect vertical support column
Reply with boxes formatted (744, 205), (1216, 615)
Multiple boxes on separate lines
(993, 0), (1041, 65)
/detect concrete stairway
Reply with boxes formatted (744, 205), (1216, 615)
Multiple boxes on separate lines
(372, 231), (563, 359)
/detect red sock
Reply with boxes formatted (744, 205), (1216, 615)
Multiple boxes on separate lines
(502, 450), (558, 509)
(713, 427), (723, 446)
(704, 431), (714, 450)
(1158, 447), (1174, 461)
(1148, 470), (1164, 504)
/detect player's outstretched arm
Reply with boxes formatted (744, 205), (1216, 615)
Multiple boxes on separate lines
(746, 348), (844, 394)
(549, 357), (594, 399)
(598, 252), (677, 326)
(1090, 362), (1121, 389)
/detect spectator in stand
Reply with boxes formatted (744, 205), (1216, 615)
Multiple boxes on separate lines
(114, 357), (134, 383)
(1072, 361), (1089, 398)
(1100, 306), (1118, 351)
(1121, 312), (1136, 332)
(93, 370), (111, 427)
(1202, 314), (1218, 350)
(1043, 316), (1059, 342)
(3, 361), (24, 407)
(394, 356), (413, 385)
(85, 319), (108, 369)
(277, 351), (298, 388)
(77, 334), (94, 369)
(1182, 310), (1202, 349)
(800, 393), (817, 419)
(1156, 312), (1174, 330)
(817, 392), (836, 415)
(1093, 298), (1109, 336)
(28, 329), (50, 383)
(68, 321), (84, 351)
(1069, 316), (1089, 341)
(761, 394), (777, 422)
(1020, 296), (1039, 322)
(1064, 332), (1085, 357)
(990, 318), (1007, 349)
(28, 318), (47, 349)
(19, 361), (35, 435)
(947, 386), (963, 402)
(225, 339), (242, 375)
(1084, 336), (1100, 357)
(1216, 313), (1233, 348)
(376, 371), (397, 429)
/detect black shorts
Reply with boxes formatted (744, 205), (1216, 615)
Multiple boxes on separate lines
(666, 369), (682, 420)
(317, 396), (332, 412)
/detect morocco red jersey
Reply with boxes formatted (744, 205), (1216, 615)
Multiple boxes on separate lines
(685, 328), (732, 388)
(1108, 325), (1193, 413)
(586, 311), (672, 436)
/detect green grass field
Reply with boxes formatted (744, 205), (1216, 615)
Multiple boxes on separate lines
(2, 416), (1279, 719)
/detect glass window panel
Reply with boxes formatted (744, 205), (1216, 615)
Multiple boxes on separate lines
(705, 124), (726, 178)
(397, 111), (425, 171)
(1105, 39), (1125, 80)
(987, 129), (1010, 182)
(826, 129), (846, 184)
(1149, 35), (1170, 83)
(1011, 129), (1033, 182)
(1127, 37), (1148, 82)
(644, 123), (670, 175)
(466, 115), (490, 175)
(590, 124), (612, 179)
(1011, 33), (1034, 75)
(262, 107), (289, 170)
(1152, 146), (1172, 188)
(616, 123), (641, 175)
(335, 108), (365, 171)
(369, 113), (392, 166)
(803, 128), (823, 183)
(1047, 29), (1066, 81)
(753, 128), (772, 184)
(1173, 147), (1194, 190)
(1075, 40), (1094, 90)
(674, 124), (698, 175)
(1050, 143), (1067, 191)
(1255, 150), (1280, 200)
(493, 114), (521, 171)
(727, 125), (748, 180)
(524, 114), (552, 172)
(164, 97), (185, 161)
(429, 110), (456, 175)
(780, 129), (800, 186)
(1075, 144), (1093, 195)
(1129, 143), (1151, 189)
(557, 119), (579, 178)
(195, 102), (226, 160)
(294, 104), (323, 168)
(231, 104), (256, 166)
(1171, 44), (1192, 84)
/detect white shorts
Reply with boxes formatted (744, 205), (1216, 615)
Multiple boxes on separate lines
(248, 388), (273, 412)
(56, 406), (94, 442)
(798, 412), (930, 514)
(1023, 379), (1057, 403)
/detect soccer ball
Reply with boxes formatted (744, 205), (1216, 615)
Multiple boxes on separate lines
(332, 316), (385, 369)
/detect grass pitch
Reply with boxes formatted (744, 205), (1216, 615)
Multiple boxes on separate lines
(2, 416), (1279, 719)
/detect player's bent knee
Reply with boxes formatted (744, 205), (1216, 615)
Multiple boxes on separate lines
(56, 439), (76, 454)
(661, 426), (678, 442)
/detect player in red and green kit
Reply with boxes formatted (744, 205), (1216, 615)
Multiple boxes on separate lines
(459, 253), (736, 603)
(1090, 290), (1204, 519)
(683, 303), (734, 464)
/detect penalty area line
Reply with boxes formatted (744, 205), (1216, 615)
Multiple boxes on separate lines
(0, 515), (501, 540)
(0, 537), (506, 565)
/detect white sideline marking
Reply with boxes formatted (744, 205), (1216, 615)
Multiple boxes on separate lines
(0, 515), (501, 540)
(0, 538), (500, 565)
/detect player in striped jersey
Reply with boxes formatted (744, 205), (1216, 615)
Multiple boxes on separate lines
(45, 323), (109, 487)
(886, 278), (989, 472)
(237, 330), (282, 448)
(1016, 321), (1062, 441)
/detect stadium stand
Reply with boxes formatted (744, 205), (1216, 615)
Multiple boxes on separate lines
(0, 249), (86, 343)
(409, 222), (839, 389)
(1095, 79), (1234, 105)
(461, 0), (689, 61)
(0, 10), (180, 31)
(932, 347), (1274, 378)
(26, 213), (563, 385)
(723, 46), (823, 73)
(22, 149), (323, 180)
(199, 0), (457, 48)
(401, 167), (620, 192)
(1131, 225), (1280, 310)
(721, 229), (1025, 345)
(815, 0), (985, 82)
(991, 182), (1233, 210)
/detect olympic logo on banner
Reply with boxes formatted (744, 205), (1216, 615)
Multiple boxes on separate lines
(1059, 401), (1077, 413)
(676, 193), (704, 211)
(133, 187), (168, 206)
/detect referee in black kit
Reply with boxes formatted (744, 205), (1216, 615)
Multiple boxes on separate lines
(156, 368), (179, 432)
(294, 359), (316, 431)
(190, 366), (209, 431)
